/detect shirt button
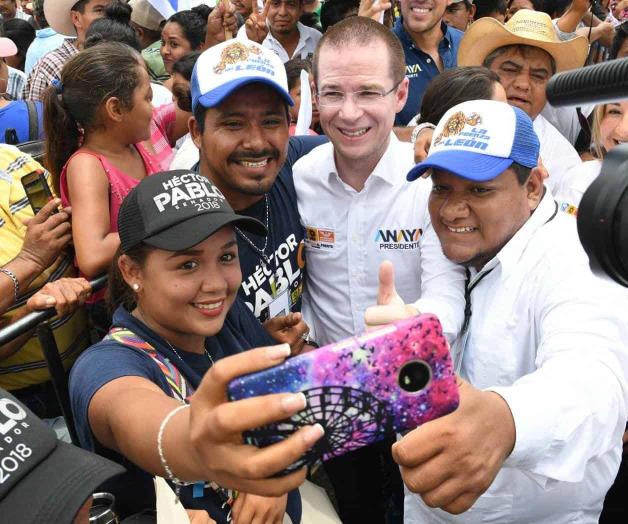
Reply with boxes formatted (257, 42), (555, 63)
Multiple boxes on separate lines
(427, 58), (431, 63)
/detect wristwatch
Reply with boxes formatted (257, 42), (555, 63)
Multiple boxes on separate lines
(411, 122), (436, 145)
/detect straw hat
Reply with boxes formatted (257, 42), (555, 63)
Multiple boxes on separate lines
(458, 9), (589, 72)
(44, 0), (79, 37)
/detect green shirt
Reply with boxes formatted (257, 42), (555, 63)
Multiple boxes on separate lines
(142, 40), (169, 84)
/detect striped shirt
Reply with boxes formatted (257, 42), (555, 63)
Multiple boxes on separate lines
(23, 39), (79, 101)
(0, 145), (89, 390)
(6, 67), (25, 101)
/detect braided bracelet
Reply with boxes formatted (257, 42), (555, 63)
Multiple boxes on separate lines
(0, 267), (19, 303)
(157, 403), (191, 503)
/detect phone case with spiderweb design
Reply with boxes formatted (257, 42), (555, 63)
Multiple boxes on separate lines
(228, 314), (459, 473)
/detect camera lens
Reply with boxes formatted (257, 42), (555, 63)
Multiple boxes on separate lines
(398, 361), (432, 393)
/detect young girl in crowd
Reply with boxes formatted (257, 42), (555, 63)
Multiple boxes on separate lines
(284, 58), (320, 135)
(69, 170), (321, 523)
(43, 42), (189, 333)
(161, 5), (211, 86)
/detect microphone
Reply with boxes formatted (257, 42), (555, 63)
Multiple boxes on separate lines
(546, 57), (628, 107)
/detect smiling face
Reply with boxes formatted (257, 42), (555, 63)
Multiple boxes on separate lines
(487, 45), (553, 119)
(316, 39), (408, 170)
(428, 168), (543, 270)
(191, 83), (290, 210)
(125, 227), (242, 352)
(400, 0), (448, 37)
(160, 22), (194, 74)
(268, 0), (302, 36)
(599, 102), (628, 154)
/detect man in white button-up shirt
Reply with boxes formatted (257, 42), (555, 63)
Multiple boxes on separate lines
(293, 17), (466, 524)
(381, 99), (628, 524)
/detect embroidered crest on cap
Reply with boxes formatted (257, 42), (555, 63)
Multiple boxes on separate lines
(214, 42), (262, 74)
(434, 112), (482, 146)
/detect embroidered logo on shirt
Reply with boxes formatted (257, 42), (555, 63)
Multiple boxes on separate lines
(305, 226), (335, 249)
(559, 202), (578, 217)
(375, 228), (422, 250)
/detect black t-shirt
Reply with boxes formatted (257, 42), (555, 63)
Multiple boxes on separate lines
(69, 301), (301, 523)
(236, 136), (327, 322)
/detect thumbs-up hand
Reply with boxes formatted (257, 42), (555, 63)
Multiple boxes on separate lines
(364, 261), (419, 327)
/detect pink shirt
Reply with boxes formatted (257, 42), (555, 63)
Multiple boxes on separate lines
(137, 103), (177, 171)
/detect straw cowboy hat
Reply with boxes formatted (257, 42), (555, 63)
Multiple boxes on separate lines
(458, 9), (589, 72)
(44, 0), (80, 37)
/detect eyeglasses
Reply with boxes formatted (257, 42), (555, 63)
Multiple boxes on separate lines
(316, 81), (401, 108)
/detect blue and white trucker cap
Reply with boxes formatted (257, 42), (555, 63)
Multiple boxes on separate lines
(407, 100), (540, 182)
(191, 39), (294, 112)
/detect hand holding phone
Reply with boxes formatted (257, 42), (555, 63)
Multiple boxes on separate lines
(228, 314), (459, 473)
(21, 170), (56, 214)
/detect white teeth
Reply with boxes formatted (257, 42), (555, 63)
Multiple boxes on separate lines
(239, 159), (269, 168)
(341, 128), (368, 137)
(447, 226), (476, 233)
(194, 301), (223, 310)
(411, 7), (430, 12)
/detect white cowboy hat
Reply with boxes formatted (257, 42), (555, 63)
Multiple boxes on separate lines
(458, 9), (589, 72)
(44, 0), (80, 37)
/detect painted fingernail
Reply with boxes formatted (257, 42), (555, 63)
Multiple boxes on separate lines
(302, 424), (324, 446)
(281, 392), (306, 412)
(266, 343), (291, 360)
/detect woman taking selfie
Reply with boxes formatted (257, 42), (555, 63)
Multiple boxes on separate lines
(69, 170), (322, 523)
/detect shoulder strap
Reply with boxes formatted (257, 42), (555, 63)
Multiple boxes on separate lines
(105, 327), (194, 402)
(25, 101), (38, 142)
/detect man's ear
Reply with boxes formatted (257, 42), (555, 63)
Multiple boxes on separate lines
(70, 10), (82, 32)
(190, 116), (202, 149)
(526, 166), (545, 211)
(395, 77), (410, 113)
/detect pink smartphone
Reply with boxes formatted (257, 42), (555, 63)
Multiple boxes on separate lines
(228, 314), (459, 473)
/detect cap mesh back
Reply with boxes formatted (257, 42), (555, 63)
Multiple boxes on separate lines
(118, 188), (147, 253)
(511, 107), (540, 169)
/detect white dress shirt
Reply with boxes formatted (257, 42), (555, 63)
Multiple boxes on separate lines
(554, 159), (601, 211)
(405, 190), (628, 524)
(237, 22), (322, 63)
(293, 133), (465, 346)
(541, 102), (594, 146)
(534, 114), (582, 196)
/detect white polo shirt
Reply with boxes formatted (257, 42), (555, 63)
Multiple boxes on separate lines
(534, 113), (582, 196)
(237, 22), (322, 63)
(293, 133), (466, 346)
(406, 190), (628, 524)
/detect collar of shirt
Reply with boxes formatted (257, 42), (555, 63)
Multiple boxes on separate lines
(325, 133), (404, 190)
(267, 22), (315, 58)
(35, 27), (58, 38)
(475, 189), (557, 283)
(393, 19), (455, 54)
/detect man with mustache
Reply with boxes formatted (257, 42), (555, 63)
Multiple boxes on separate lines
(189, 40), (325, 346)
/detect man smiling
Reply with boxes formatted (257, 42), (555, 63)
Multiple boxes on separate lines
(378, 99), (628, 523)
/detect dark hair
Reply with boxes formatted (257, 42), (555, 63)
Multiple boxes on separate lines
(70, 0), (89, 14)
(314, 16), (405, 84)
(506, 0), (545, 10)
(107, 243), (153, 312)
(84, 1), (141, 51)
(510, 162), (531, 184)
(539, 0), (569, 17)
(474, 0), (507, 19)
(4, 19), (35, 69)
(482, 44), (556, 75)
(610, 21), (628, 60)
(285, 58), (312, 91)
(33, 0), (47, 26)
(172, 51), (200, 111)
(320, 0), (359, 33)
(165, 5), (211, 49)
(43, 42), (143, 192)
(418, 67), (500, 125)
(299, 12), (322, 32)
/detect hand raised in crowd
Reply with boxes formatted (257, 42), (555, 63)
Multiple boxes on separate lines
(186, 509), (217, 524)
(393, 377), (516, 514)
(205, 0), (238, 48)
(245, 0), (271, 44)
(364, 261), (419, 327)
(414, 127), (435, 163)
(187, 344), (324, 495)
(263, 312), (310, 355)
(594, 21), (616, 47)
(358, 0), (392, 22)
(231, 492), (288, 524)
(18, 198), (71, 274)
(25, 277), (91, 317)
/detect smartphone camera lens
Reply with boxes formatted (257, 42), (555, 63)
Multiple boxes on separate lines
(398, 361), (432, 393)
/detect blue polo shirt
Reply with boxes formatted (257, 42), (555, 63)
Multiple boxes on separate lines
(393, 20), (463, 126)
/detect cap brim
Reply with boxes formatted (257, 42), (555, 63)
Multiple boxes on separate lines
(458, 17), (589, 72)
(0, 38), (17, 58)
(0, 441), (124, 524)
(194, 77), (294, 111)
(144, 211), (267, 251)
(407, 150), (513, 182)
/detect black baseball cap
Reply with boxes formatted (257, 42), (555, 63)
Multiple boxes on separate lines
(0, 388), (125, 523)
(118, 170), (266, 253)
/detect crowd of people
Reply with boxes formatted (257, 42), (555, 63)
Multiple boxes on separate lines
(0, 0), (627, 522)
